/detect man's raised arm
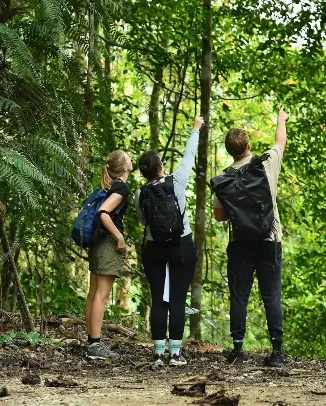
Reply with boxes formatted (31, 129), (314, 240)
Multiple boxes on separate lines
(275, 107), (289, 152)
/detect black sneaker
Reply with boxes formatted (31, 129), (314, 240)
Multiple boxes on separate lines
(169, 354), (187, 366)
(227, 349), (244, 365)
(153, 354), (165, 367)
(265, 350), (286, 367)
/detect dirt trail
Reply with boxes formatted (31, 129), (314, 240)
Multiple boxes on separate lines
(1, 341), (326, 406)
(0, 317), (325, 405)
(1, 367), (326, 406)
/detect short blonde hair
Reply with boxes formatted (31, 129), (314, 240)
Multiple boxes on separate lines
(101, 150), (127, 189)
(225, 128), (250, 158)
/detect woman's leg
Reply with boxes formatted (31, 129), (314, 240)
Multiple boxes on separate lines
(142, 241), (169, 363)
(85, 273), (97, 337)
(168, 235), (196, 363)
(89, 274), (115, 339)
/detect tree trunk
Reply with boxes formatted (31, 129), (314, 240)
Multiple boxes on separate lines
(190, 0), (212, 340)
(116, 277), (131, 311)
(0, 0), (10, 23)
(149, 65), (163, 149)
(1, 255), (11, 310)
(169, 94), (178, 173)
(145, 305), (151, 335)
(9, 245), (20, 312)
(0, 211), (35, 332)
(1, 221), (17, 309)
(85, 0), (95, 120)
(0, 1), (30, 23)
(104, 42), (116, 150)
(35, 267), (45, 337)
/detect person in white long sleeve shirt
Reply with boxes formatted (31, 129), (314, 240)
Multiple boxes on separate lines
(135, 116), (204, 367)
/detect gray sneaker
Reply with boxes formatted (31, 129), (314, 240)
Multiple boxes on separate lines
(169, 354), (187, 366)
(86, 341), (119, 360)
(153, 354), (165, 367)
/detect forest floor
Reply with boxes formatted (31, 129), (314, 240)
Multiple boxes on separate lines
(0, 314), (325, 406)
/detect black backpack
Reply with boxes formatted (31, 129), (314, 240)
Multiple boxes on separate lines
(139, 176), (184, 242)
(210, 154), (274, 242)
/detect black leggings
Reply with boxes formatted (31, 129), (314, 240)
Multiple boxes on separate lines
(142, 234), (197, 340)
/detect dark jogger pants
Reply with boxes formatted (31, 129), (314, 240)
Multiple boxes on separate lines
(227, 240), (283, 342)
(142, 233), (197, 340)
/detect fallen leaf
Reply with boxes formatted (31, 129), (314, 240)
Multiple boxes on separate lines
(193, 389), (240, 405)
(44, 377), (78, 388)
(172, 381), (206, 397)
(0, 387), (9, 398)
(21, 372), (41, 385)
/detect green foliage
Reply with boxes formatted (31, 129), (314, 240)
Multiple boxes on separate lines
(105, 304), (129, 324)
(0, 331), (52, 346)
(0, 24), (40, 83)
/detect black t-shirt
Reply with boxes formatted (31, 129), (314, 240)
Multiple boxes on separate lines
(91, 181), (130, 246)
(105, 180), (130, 234)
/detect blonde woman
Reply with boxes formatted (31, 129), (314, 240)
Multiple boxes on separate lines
(85, 150), (132, 359)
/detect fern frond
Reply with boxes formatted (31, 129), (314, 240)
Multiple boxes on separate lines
(101, 0), (121, 11)
(49, 161), (80, 187)
(39, 0), (65, 32)
(0, 25), (40, 84)
(0, 96), (21, 113)
(0, 148), (53, 187)
(30, 136), (76, 169)
(0, 162), (39, 209)
(30, 136), (86, 187)
(66, 12), (89, 53)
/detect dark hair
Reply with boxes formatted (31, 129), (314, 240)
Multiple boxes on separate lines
(138, 150), (161, 181)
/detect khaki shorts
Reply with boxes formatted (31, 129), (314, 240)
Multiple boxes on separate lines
(88, 235), (124, 277)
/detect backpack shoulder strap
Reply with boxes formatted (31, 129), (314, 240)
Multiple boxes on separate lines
(139, 184), (149, 210)
(166, 175), (185, 219)
(260, 152), (270, 162)
(165, 175), (174, 189)
(223, 166), (237, 174)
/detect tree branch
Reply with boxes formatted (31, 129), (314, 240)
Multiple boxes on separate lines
(0, 4), (30, 23)
(212, 92), (262, 101)
(162, 45), (191, 161)
(98, 34), (147, 53)
(98, 33), (174, 61)
(67, 246), (89, 261)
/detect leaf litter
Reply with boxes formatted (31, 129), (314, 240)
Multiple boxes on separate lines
(0, 314), (326, 405)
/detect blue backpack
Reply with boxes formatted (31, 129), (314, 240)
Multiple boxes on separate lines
(71, 188), (108, 248)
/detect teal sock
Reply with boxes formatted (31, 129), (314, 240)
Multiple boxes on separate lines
(169, 339), (182, 356)
(154, 340), (166, 356)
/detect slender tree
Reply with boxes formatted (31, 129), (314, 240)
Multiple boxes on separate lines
(0, 204), (35, 331)
(190, 0), (212, 339)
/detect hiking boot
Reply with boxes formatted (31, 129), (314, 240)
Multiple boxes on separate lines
(153, 354), (165, 367)
(227, 349), (244, 365)
(86, 341), (119, 360)
(265, 350), (286, 367)
(169, 354), (187, 366)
